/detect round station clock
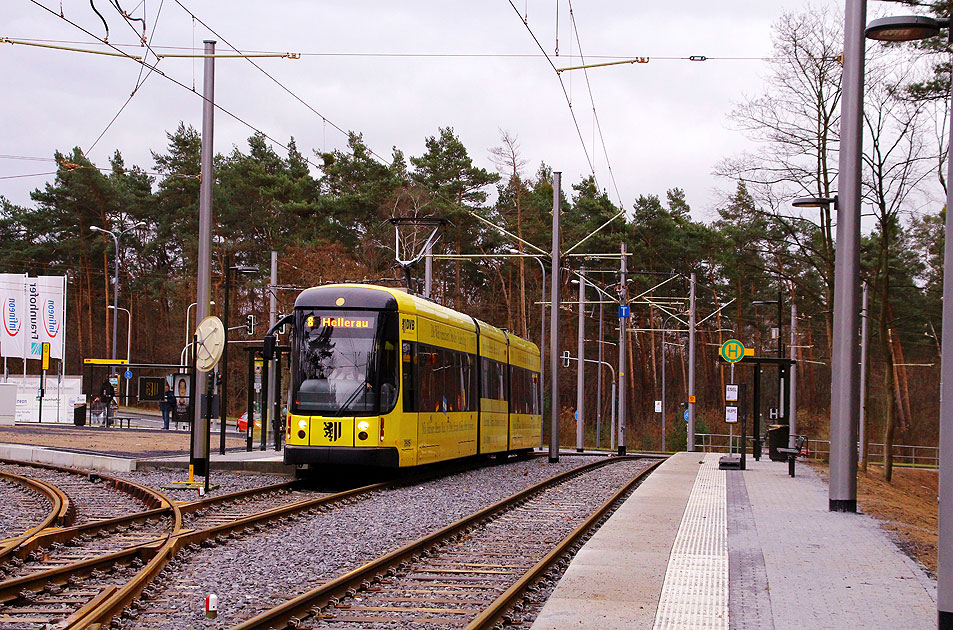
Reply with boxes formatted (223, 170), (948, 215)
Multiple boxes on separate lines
(193, 315), (225, 373)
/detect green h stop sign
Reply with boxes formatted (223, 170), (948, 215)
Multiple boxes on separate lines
(720, 339), (746, 363)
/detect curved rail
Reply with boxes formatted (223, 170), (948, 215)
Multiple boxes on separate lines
(0, 471), (71, 563)
(231, 456), (658, 630)
(65, 479), (394, 629)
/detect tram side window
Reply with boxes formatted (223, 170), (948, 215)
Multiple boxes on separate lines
(480, 357), (506, 401)
(402, 341), (417, 413)
(416, 344), (475, 413)
(509, 366), (540, 415)
(379, 314), (400, 412)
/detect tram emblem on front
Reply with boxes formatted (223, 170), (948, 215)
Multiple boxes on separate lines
(323, 421), (343, 442)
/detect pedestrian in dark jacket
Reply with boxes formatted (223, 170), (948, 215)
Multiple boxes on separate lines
(162, 383), (175, 430)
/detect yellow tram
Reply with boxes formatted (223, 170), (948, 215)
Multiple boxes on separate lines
(284, 284), (542, 468)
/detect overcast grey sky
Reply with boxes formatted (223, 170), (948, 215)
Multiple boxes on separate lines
(4, 1), (827, 220)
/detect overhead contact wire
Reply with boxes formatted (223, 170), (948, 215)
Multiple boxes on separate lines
(174, 0), (389, 165)
(87, 0), (166, 153)
(567, 0), (625, 211)
(506, 0), (597, 183)
(27, 0), (325, 172)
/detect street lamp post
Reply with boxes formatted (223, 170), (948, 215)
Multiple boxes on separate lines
(185, 301), (215, 350)
(510, 249), (547, 450)
(107, 305), (131, 403)
(220, 259), (258, 454)
(90, 222), (144, 360)
(865, 12), (953, 628)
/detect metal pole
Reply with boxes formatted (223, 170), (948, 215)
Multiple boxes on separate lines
(661, 324), (666, 452)
(790, 303), (798, 448)
(936, 29), (953, 625)
(576, 267), (585, 452)
(193, 39), (216, 470)
(859, 283), (868, 465)
(610, 380), (616, 450)
(424, 240), (433, 299)
(265, 251), (277, 451)
(618, 242), (627, 456)
(246, 351), (254, 452)
(830, 0), (864, 513)
(220, 258), (231, 455)
(597, 301), (603, 449)
(537, 257), (546, 450)
(687, 272), (696, 452)
(549, 172), (561, 463)
(753, 363), (762, 460)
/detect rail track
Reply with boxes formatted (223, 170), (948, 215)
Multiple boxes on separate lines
(230, 456), (661, 630)
(0, 460), (396, 629)
(0, 470), (70, 566)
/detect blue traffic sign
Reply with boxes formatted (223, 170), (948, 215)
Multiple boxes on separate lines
(683, 409), (690, 422)
(124, 370), (133, 380)
(619, 305), (630, 318)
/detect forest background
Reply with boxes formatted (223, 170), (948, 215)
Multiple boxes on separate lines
(2, 6), (951, 478)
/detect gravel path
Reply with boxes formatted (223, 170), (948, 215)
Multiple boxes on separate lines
(125, 456), (616, 629)
(0, 475), (49, 539)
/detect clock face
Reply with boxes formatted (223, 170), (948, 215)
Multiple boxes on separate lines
(194, 316), (225, 373)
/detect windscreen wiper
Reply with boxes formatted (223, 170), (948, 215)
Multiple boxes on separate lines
(335, 379), (369, 417)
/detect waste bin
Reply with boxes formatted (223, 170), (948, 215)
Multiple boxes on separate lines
(767, 424), (789, 461)
(73, 403), (87, 426)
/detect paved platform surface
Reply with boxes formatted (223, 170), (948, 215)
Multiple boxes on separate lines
(532, 452), (937, 629)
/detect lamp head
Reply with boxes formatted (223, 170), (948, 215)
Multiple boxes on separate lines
(230, 265), (258, 275)
(792, 195), (837, 208)
(865, 15), (946, 42)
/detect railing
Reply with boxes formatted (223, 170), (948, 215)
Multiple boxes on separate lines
(693, 433), (939, 469)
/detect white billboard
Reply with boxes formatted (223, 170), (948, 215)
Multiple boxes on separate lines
(12, 375), (83, 423)
(0, 274), (26, 359)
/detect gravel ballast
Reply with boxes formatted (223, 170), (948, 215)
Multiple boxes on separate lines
(125, 455), (623, 629)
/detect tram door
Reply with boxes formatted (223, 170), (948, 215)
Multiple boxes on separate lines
(399, 315), (419, 467)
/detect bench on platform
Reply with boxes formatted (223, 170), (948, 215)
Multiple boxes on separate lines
(777, 434), (808, 477)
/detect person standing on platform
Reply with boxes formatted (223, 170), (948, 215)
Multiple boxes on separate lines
(98, 379), (115, 426)
(162, 382), (175, 430)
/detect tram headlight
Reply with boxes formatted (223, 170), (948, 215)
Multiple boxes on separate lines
(297, 419), (308, 431)
(357, 421), (370, 432)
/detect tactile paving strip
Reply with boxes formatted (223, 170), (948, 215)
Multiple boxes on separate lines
(653, 453), (728, 629)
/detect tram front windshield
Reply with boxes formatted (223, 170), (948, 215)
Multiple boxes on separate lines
(292, 310), (379, 415)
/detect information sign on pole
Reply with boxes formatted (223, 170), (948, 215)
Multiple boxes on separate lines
(654, 400), (662, 413)
(726, 406), (739, 423)
(618, 305), (630, 318)
(41, 342), (50, 371)
(726, 384), (739, 402)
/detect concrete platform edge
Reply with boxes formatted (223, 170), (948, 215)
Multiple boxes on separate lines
(0, 442), (137, 472)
